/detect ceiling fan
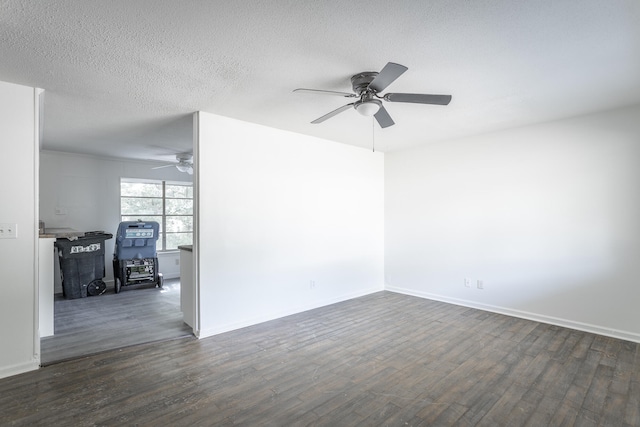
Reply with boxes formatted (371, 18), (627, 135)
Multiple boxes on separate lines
(294, 62), (452, 128)
(152, 153), (193, 175)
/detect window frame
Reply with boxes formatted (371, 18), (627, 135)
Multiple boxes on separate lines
(120, 178), (193, 252)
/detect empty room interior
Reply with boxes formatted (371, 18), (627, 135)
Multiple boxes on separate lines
(1, 1), (640, 425)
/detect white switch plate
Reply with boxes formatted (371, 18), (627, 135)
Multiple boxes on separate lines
(477, 280), (484, 289)
(0, 223), (18, 239)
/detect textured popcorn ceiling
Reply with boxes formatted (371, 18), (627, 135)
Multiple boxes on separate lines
(1, 0), (639, 160)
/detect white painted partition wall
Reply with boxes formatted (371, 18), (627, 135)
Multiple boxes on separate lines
(385, 105), (640, 342)
(196, 112), (384, 337)
(0, 81), (39, 378)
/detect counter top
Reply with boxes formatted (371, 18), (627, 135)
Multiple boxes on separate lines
(40, 228), (84, 239)
(178, 245), (193, 252)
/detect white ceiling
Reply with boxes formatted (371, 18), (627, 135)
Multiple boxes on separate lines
(1, 0), (639, 161)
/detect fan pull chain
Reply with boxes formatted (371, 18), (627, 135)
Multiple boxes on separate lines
(372, 117), (375, 153)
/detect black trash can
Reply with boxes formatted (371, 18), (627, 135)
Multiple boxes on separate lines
(55, 232), (113, 299)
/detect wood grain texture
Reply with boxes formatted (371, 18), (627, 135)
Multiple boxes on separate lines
(2, 291), (638, 426)
(40, 278), (192, 364)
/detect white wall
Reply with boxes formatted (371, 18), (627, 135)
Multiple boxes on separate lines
(0, 81), (39, 378)
(385, 104), (640, 342)
(196, 112), (384, 337)
(39, 151), (193, 290)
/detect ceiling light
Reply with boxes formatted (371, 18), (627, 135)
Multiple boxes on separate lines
(176, 163), (190, 173)
(355, 100), (381, 117)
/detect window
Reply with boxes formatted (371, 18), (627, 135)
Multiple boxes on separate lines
(120, 178), (193, 251)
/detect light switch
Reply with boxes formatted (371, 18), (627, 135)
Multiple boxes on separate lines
(0, 223), (18, 239)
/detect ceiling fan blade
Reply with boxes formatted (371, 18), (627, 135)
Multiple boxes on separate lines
(294, 88), (356, 98)
(384, 93), (452, 105)
(368, 62), (408, 92)
(311, 103), (355, 124)
(374, 105), (395, 128)
(151, 164), (175, 170)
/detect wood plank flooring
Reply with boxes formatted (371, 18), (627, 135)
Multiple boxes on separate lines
(4, 291), (639, 426)
(40, 278), (193, 364)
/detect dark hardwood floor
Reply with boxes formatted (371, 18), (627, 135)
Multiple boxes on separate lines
(40, 278), (193, 365)
(4, 291), (639, 426)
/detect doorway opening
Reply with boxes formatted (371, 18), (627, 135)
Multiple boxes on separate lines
(38, 156), (196, 364)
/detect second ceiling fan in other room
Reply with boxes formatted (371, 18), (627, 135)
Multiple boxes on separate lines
(294, 62), (452, 128)
(152, 153), (193, 175)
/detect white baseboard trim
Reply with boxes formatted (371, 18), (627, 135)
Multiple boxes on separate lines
(0, 360), (40, 380)
(386, 285), (640, 344)
(197, 286), (383, 339)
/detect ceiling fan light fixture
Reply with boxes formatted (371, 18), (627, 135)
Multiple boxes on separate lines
(176, 163), (189, 173)
(355, 100), (381, 117)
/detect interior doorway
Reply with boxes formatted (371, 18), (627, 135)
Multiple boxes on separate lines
(38, 152), (196, 365)
(34, 100), (198, 366)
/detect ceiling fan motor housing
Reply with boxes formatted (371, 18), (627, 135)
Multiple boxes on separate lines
(176, 153), (192, 163)
(350, 72), (379, 95)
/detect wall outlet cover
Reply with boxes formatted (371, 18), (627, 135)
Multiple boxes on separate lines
(0, 223), (18, 239)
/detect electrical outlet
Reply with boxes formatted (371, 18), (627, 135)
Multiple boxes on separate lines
(464, 278), (471, 288)
(477, 280), (484, 290)
(310, 280), (316, 290)
(0, 223), (17, 239)
(175, 258), (180, 266)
